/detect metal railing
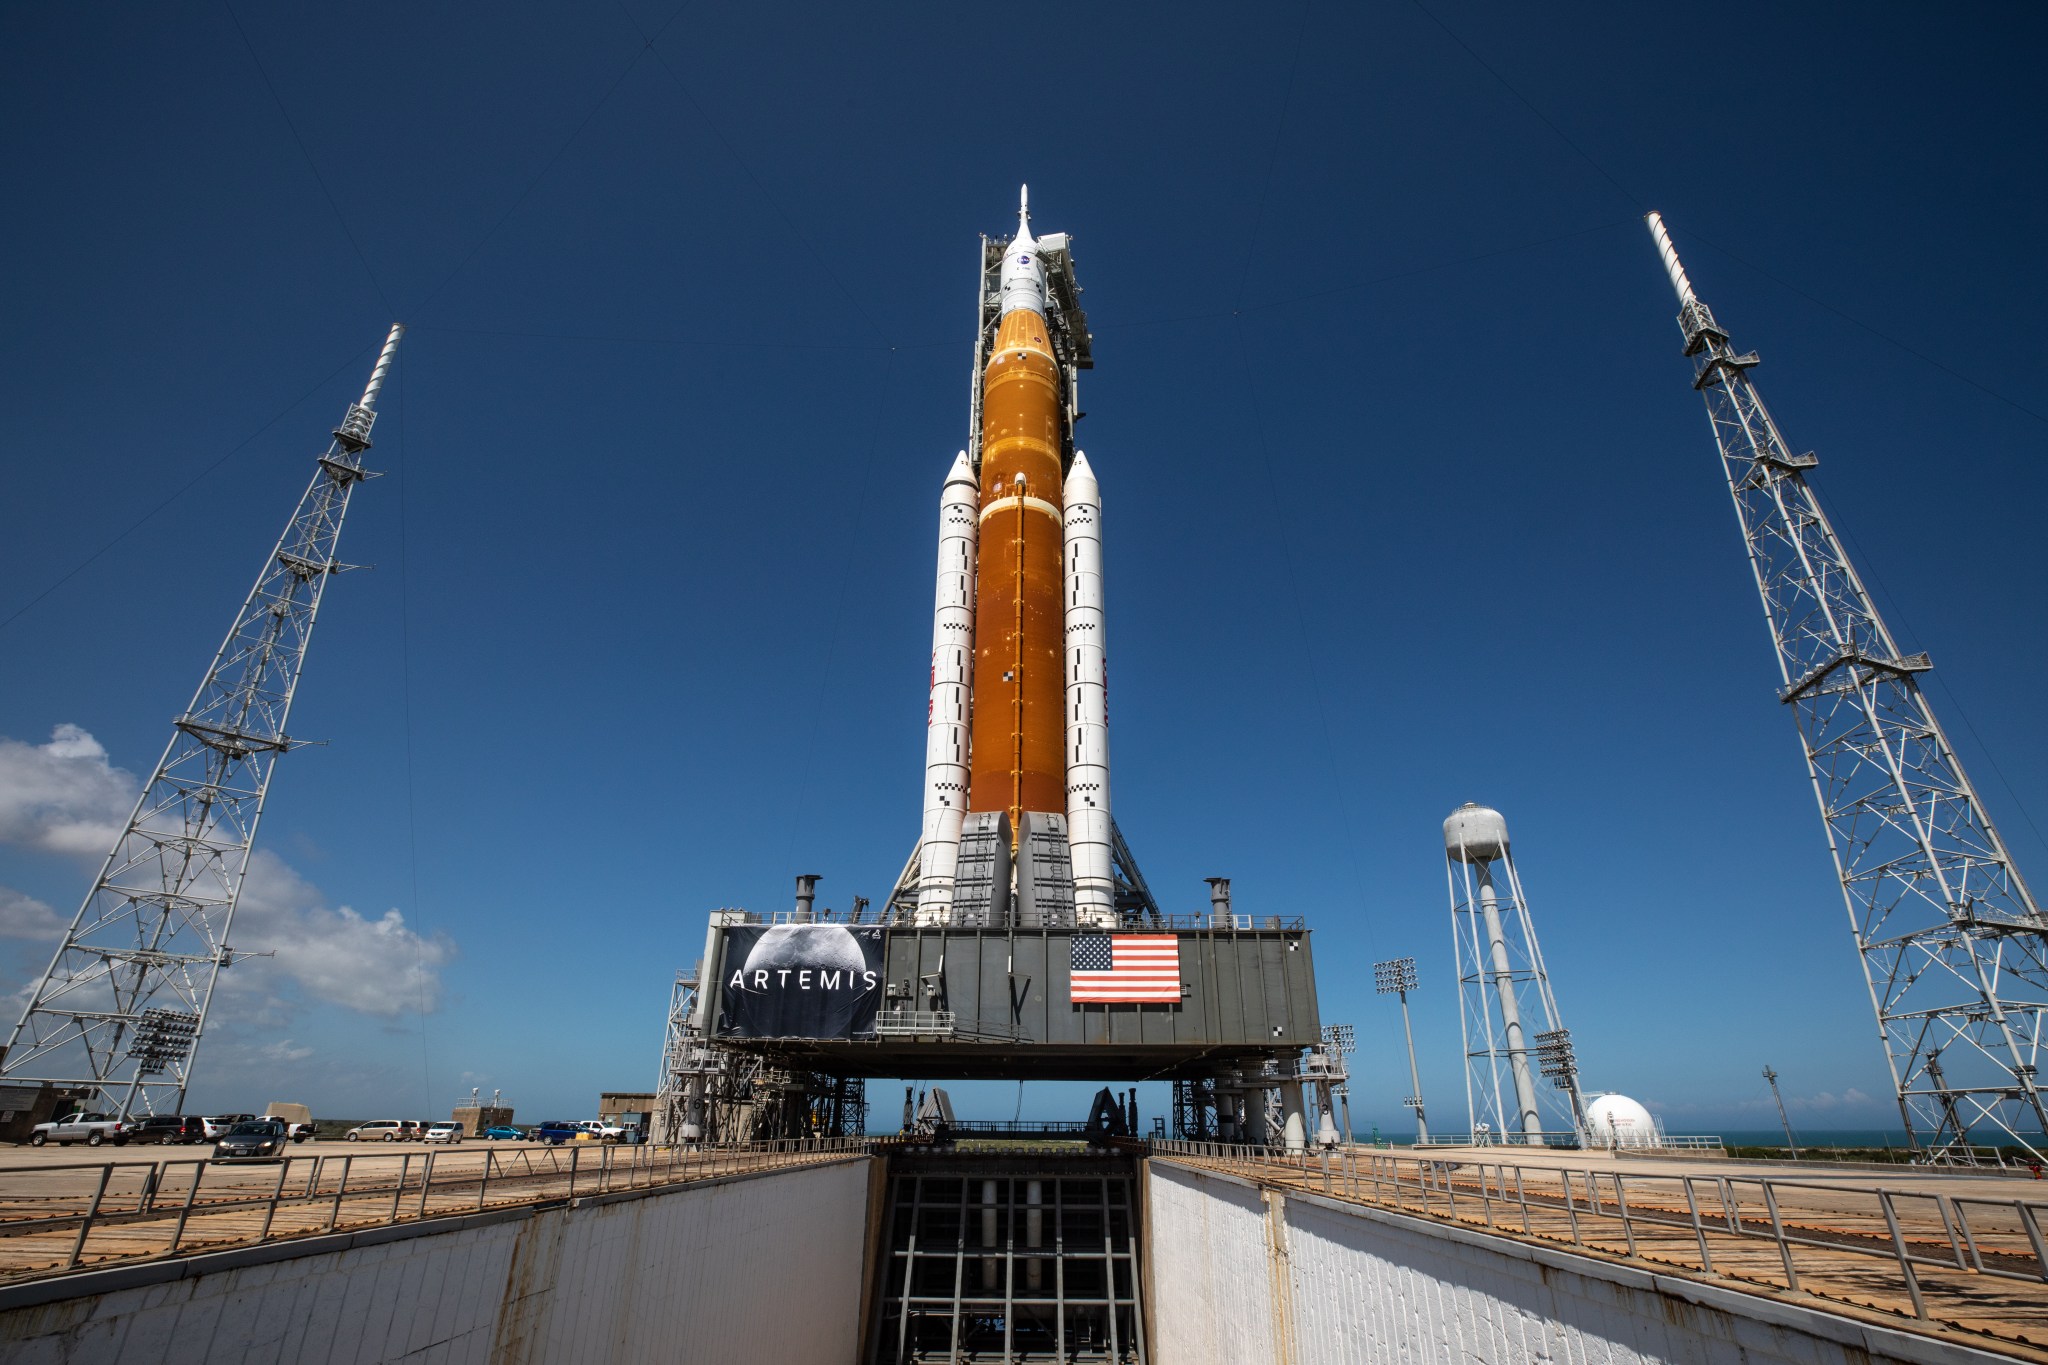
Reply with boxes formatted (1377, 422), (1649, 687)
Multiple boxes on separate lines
(947, 1120), (1092, 1137)
(1413, 1131), (1726, 1151)
(872, 1010), (957, 1036)
(0, 1138), (864, 1285)
(1415, 1131), (1588, 1149)
(752, 907), (1307, 932)
(1150, 1140), (2048, 1345)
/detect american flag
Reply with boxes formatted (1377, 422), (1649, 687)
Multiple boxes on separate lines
(1070, 934), (1181, 1003)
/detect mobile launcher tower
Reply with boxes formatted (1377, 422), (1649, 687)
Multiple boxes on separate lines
(656, 192), (1337, 1148)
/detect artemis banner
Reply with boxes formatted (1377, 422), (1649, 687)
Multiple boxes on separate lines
(716, 924), (885, 1039)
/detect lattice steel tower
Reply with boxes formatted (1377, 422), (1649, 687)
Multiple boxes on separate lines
(0, 325), (404, 1118)
(1645, 213), (2048, 1159)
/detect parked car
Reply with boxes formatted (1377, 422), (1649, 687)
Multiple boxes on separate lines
(574, 1120), (626, 1143)
(259, 1114), (316, 1143)
(423, 1122), (464, 1144)
(212, 1120), (289, 1163)
(533, 1121), (580, 1145)
(201, 1114), (256, 1140)
(481, 1126), (525, 1141)
(131, 1115), (208, 1145)
(345, 1120), (408, 1142)
(28, 1112), (133, 1147)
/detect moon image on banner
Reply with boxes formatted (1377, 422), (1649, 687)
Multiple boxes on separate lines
(717, 924), (885, 1039)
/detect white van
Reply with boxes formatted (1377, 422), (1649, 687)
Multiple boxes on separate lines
(345, 1120), (407, 1142)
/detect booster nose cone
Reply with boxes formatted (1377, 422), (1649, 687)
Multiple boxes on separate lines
(1064, 449), (1099, 502)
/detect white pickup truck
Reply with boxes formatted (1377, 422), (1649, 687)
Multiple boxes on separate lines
(29, 1112), (134, 1147)
(574, 1120), (626, 1142)
(260, 1114), (316, 1143)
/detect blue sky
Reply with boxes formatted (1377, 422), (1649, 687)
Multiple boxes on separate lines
(1, 3), (2042, 1134)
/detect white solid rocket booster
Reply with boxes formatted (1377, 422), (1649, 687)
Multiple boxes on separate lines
(917, 450), (979, 924)
(1063, 450), (1114, 927)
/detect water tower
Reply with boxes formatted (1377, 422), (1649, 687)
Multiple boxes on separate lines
(1443, 803), (1584, 1144)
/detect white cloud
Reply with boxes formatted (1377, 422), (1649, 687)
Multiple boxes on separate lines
(0, 724), (135, 856)
(259, 1039), (313, 1064)
(218, 851), (455, 1018)
(0, 885), (68, 941)
(1644, 1085), (1885, 1122)
(0, 726), (455, 1018)
(1790, 1087), (1872, 1113)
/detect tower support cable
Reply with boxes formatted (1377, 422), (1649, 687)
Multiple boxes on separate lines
(1646, 213), (2048, 1161)
(0, 325), (405, 1118)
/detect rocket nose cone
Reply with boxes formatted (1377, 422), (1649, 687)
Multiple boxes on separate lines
(946, 450), (973, 480)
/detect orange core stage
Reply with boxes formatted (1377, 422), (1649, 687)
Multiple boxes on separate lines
(968, 306), (1066, 828)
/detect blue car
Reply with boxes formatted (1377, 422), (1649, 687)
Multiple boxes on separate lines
(533, 1122), (580, 1145)
(481, 1126), (524, 1141)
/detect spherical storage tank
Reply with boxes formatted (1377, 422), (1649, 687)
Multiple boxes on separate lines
(1585, 1094), (1660, 1148)
(1444, 803), (1510, 863)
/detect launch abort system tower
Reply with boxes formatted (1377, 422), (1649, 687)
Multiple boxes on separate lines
(655, 193), (1339, 1156)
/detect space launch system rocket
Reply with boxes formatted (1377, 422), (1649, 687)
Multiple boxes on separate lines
(915, 189), (1121, 928)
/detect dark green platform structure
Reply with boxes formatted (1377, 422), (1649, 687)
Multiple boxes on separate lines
(708, 920), (1321, 1082)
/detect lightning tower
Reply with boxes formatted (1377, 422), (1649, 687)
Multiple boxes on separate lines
(0, 325), (405, 1118)
(1645, 213), (2048, 1160)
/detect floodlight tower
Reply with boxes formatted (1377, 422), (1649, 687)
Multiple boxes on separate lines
(1444, 803), (1583, 1144)
(1373, 956), (1429, 1143)
(0, 325), (404, 1118)
(1644, 214), (2048, 1161)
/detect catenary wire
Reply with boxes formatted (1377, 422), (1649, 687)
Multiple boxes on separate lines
(617, 2), (896, 349)
(796, 348), (899, 783)
(1219, 0), (1378, 949)
(1673, 227), (2048, 428)
(1226, 311), (1379, 948)
(410, 1), (698, 317)
(1230, 0), (1314, 314)
(1826, 504), (2048, 865)
(1408, 0), (1647, 213)
(2, 5), (699, 638)
(395, 351), (436, 1113)
(222, 1), (397, 317)
(0, 340), (378, 634)
(409, 322), (888, 353)
(1411, 0), (2047, 428)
